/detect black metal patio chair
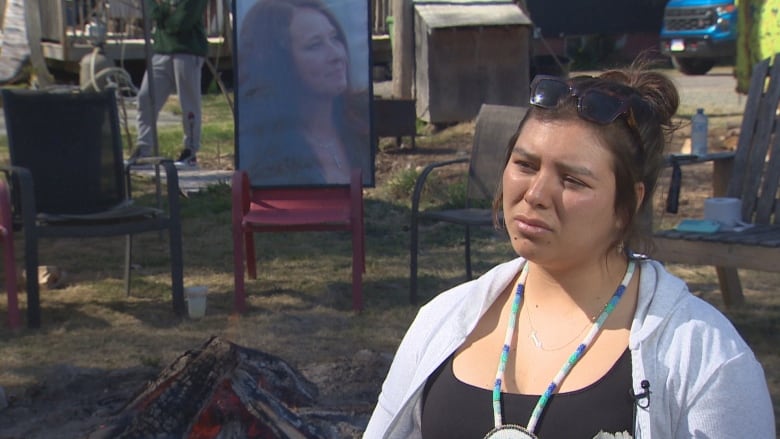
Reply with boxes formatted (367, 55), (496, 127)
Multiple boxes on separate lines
(0, 88), (184, 328)
(409, 104), (527, 303)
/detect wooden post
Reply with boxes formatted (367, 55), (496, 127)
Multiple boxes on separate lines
(391, 0), (413, 99)
(222, 0), (233, 55)
(140, 0), (160, 157)
(24, 0), (54, 87)
(140, 0), (164, 216)
(711, 154), (743, 307)
(712, 156), (734, 198)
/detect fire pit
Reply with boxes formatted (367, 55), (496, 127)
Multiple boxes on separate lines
(0, 336), (390, 438)
(90, 337), (335, 438)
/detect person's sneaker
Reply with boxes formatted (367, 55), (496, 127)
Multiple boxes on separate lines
(174, 148), (198, 168)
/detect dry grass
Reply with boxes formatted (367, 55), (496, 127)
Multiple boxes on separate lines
(0, 91), (777, 435)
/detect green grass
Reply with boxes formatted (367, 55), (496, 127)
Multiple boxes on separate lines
(133, 93), (236, 165)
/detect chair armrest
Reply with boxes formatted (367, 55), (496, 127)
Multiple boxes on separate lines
(124, 159), (181, 214)
(156, 160), (182, 215)
(124, 155), (170, 171)
(231, 170), (252, 235)
(0, 165), (38, 231)
(0, 164), (33, 178)
(411, 157), (470, 215)
(665, 151), (735, 166)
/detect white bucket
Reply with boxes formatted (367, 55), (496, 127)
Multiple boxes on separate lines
(185, 286), (208, 319)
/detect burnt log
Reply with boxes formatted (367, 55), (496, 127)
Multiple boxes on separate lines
(90, 336), (327, 439)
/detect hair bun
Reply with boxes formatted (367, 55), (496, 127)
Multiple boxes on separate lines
(598, 56), (679, 127)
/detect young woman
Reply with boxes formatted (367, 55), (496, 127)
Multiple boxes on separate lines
(364, 63), (775, 438)
(237, 0), (370, 186)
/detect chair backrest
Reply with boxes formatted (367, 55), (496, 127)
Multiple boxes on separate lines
(373, 98), (417, 138)
(466, 104), (528, 206)
(728, 55), (780, 225)
(2, 89), (126, 215)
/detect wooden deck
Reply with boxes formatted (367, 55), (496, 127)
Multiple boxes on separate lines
(41, 34), (391, 72)
(41, 36), (231, 64)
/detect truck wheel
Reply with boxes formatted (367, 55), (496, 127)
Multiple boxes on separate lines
(672, 57), (715, 75)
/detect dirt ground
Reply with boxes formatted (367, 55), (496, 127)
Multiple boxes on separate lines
(0, 345), (392, 438)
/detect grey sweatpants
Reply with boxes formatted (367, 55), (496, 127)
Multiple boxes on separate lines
(135, 53), (204, 154)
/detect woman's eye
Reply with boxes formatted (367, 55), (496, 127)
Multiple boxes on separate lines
(563, 176), (586, 187)
(512, 159), (535, 171)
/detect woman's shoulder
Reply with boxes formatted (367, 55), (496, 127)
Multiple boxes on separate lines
(670, 293), (746, 342)
(636, 259), (754, 357)
(394, 259), (525, 363)
(638, 260), (754, 360)
(415, 259), (524, 319)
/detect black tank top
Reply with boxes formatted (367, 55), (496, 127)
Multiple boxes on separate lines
(421, 349), (635, 438)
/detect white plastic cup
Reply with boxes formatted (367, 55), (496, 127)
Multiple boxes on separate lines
(185, 286), (208, 319)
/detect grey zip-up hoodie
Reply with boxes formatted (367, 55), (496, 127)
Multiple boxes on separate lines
(364, 258), (775, 438)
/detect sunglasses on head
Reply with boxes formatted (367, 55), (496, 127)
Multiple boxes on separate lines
(529, 74), (646, 157)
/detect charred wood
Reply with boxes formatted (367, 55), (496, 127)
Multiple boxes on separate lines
(89, 336), (327, 439)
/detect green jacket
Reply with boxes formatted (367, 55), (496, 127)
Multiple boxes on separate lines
(147, 0), (208, 56)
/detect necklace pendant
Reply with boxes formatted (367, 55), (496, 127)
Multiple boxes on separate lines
(530, 330), (542, 349)
(484, 424), (538, 439)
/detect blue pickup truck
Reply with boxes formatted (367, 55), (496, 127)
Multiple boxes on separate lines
(659, 0), (737, 75)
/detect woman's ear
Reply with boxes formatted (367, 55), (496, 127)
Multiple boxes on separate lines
(616, 182), (646, 231)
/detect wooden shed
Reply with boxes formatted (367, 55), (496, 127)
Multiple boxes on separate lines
(413, 0), (532, 124)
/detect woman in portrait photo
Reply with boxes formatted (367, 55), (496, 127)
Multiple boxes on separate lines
(237, 0), (371, 187)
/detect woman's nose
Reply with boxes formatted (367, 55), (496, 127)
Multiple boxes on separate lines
(524, 172), (553, 207)
(326, 39), (346, 59)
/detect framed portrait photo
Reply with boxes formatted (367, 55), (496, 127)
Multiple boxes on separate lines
(234, 0), (375, 187)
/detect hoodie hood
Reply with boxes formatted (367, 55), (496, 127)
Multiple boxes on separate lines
(629, 259), (690, 349)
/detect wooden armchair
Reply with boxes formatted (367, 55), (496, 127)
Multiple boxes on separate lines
(651, 55), (780, 307)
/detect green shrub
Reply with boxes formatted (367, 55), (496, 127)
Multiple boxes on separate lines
(385, 167), (420, 201)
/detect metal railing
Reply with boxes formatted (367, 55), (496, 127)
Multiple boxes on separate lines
(39, 0), (389, 47)
(372, 0), (391, 35)
(39, 0), (226, 43)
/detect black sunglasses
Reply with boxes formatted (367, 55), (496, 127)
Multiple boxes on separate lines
(529, 75), (646, 159)
(529, 75), (643, 124)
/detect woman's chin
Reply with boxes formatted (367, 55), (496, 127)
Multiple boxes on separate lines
(510, 238), (555, 262)
(315, 80), (347, 98)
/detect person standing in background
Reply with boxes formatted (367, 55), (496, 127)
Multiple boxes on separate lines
(129, 0), (208, 167)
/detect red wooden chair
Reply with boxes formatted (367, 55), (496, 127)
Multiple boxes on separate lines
(0, 180), (20, 329)
(231, 169), (365, 312)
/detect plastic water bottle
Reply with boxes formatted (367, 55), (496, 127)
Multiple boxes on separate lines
(691, 108), (708, 156)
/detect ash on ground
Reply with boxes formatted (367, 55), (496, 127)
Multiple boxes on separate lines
(0, 349), (392, 439)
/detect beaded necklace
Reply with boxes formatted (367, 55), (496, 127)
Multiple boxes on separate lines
(484, 260), (636, 439)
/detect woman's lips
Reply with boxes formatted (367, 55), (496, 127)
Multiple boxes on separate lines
(513, 215), (552, 235)
(325, 62), (346, 78)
